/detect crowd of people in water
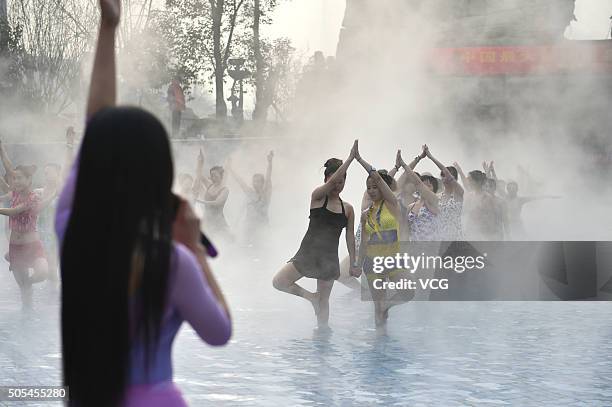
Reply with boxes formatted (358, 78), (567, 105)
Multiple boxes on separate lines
(272, 141), (561, 329)
(0, 126), (558, 312)
(0, 0), (566, 406)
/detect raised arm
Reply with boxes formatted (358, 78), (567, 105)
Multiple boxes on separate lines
(424, 145), (463, 198)
(61, 129), (76, 182)
(0, 140), (16, 179)
(193, 148), (212, 193)
(264, 151), (273, 197)
(311, 140), (357, 201)
(488, 161), (498, 181)
(86, 0), (120, 120)
(0, 175), (10, 194)
(398, 149), (438, 208)
(56, 0), (120, 244)
(355, 147), (400, 219)
(226, 157), (252, 194)
(453, 161), (472, 192)
(396, 151), (425, 191)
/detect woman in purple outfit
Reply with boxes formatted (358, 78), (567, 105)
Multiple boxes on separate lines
(55, 1), (232, 406)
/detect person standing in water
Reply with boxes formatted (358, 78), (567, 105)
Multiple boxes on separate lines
(177, 149), (206, 208)
(273, 141), (358, 329)
(0, 141), (49, 308)
(396, 148), (440, 241)
(36, 162), (61, 284)
(353, 147), (411, 327)
(227, 151), (273, 246)
(504, 181), (560, 239)
(36, 129), (76, 286)
(463, 169), (509, 240)
(195, 152), (231, 241)
(423, 145), (464, 241)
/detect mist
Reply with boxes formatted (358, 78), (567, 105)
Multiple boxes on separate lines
(0, 0), (611, 268)
(1, 3), (612, 405)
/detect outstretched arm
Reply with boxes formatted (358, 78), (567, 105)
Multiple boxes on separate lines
(86, 0), (121, 120)
(424, 145), (463, 198)
(521, 195), (562, 204)
(311, 140), (357, 201)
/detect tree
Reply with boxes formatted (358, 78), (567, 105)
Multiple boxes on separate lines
(116, 0), (174, 98)
(6, 0), (98, 113)
(263, 37), (302, 121)
(158, 0), (247, 118)
(248, 0), (278, 121)
(0, 0), (7, 53)
(210, 0), (246, 118)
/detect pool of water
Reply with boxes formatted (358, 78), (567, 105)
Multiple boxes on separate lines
(1, 253), (612, 406)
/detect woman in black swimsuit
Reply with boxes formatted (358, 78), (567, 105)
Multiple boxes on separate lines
(273, 141), (359, 328)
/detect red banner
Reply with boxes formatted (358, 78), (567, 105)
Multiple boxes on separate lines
(429, 41), (612, 76)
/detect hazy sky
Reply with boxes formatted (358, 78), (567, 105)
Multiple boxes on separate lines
(267, 0), (612, 57)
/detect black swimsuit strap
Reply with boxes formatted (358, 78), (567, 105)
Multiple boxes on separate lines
(322, 195), (329, 209)
(340, 198), (346, 216)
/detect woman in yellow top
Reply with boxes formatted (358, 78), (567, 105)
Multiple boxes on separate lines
(354, 146), (411, 328)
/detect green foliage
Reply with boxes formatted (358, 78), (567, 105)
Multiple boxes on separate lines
(152, 0), (212, 91)
(155, 0), (302, 120)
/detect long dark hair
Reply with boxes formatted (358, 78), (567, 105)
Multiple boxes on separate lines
(61, 107), (174, 407)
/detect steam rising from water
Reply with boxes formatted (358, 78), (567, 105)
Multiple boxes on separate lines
(0, 0), (611, 273)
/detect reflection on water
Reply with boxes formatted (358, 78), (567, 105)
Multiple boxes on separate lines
(1, 254), (612, 406)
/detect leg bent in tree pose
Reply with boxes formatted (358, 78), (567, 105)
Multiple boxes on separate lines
(273, 141), (359, 328)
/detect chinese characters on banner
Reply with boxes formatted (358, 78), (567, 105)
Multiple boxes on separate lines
(429, 42), (612, 76)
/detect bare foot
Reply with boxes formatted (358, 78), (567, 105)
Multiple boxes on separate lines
(375, 306), (387, 328)
(310, 292), (320, 316)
